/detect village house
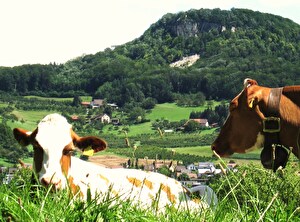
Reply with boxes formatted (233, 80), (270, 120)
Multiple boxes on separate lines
(187, 163), (198, 171)
(91, 113), (111, 123)
(107, 103), (119, 109)
(90, 99), (104, 109)
(81, 101), (90, 108)
(190, 119), (209, 127)
(71, 115), (80, 121)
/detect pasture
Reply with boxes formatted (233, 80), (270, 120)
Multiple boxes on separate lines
(169, 146), (262, 165)
(147, 102), (210, 121)
(9, 110), (51, 131)
(103, 102), (221, 136)
(23, 95), (92, 102)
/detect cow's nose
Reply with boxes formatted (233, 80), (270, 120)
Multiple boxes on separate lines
(211, 144), (217, 151)
(41, 177), (61, 189)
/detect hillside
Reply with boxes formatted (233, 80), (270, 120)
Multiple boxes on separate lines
(0, 8), (299, 104)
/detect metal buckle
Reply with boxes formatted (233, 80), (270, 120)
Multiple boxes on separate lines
(263, 117), (281, 133)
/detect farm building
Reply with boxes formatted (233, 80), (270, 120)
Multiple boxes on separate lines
(90, 99), (104, 109)
(91, 114), (111, 123)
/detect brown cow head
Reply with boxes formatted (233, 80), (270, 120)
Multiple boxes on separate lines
(212, 79), (294, 171)
(212, 79), (267, 156)
(13, 113), (107, 189)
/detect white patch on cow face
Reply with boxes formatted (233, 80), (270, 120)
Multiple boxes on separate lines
(35, 114), (72, 187)
(245, 132), (265, 153)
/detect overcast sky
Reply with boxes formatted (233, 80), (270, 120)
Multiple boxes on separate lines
(1, 0), (299, 67)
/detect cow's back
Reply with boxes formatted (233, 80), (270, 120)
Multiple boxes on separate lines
(68, 158), (207, 211)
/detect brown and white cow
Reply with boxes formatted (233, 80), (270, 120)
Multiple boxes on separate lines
(14, 113), (216, 212)
(212, 79), (300, 171)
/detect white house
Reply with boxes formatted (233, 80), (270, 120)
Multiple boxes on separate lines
(187, 163), (198, 171)
(100, 114), (111, 123)
(91, 114), (111, 124)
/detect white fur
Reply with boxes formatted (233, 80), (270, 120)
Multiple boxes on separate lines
(35, 114), (72, 187)
(69, 157), (213, 211)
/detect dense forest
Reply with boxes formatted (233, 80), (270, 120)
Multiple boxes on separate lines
(0, 8), (299, 106)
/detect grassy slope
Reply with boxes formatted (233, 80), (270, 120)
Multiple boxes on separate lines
(122, 102), (220, 136)
(8, 110), (52, 131)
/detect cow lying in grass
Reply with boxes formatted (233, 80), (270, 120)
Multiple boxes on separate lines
(13, 113), (216, 212)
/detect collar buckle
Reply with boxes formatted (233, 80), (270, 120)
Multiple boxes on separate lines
(263, 117), (281, 133)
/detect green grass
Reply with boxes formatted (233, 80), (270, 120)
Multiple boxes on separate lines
(23, 95), (92, 102)
(8, 110), (54, 131)
(169, 146), (213, 156)
(169, 146), (262, 165)
(1, 160), (300, 221)
(0, 103), (8, 108)
(0, 159), (14, 167)
(147, 102), (217, 122)
(23, 95), (73, 102)
(103, 102), (221, 136)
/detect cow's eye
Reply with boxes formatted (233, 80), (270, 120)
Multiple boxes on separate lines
(229, 100), (238, 112)
(229, 104), (236, 112)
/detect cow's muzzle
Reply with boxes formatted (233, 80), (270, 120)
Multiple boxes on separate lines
(211, 144), (234, 157)
(41, 176), (62, 190)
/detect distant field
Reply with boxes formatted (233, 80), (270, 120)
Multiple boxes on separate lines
(169, 146), (262, 165)
(146, 102), (220, 122)
(0, 103), (9, 108)
(24, 95), (72, 102)
(8, 110), (52, 131)
(169, 146), (213, 156)
(102, 102), (220, 136)
(23, 95), (92, 102)
(112, 102), (221, 136)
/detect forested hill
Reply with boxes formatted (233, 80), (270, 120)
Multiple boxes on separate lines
(1, 8), (300, 105)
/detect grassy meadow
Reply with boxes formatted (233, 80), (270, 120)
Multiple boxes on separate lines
(146, 102), (213, 121)
(103, 102), (221, 136)
(1, 158), (300, 221)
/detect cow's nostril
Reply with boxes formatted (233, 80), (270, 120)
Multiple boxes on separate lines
(41, 177), (50, 187)
(41, 177), (61, 188)
(211, 144), (216, 151)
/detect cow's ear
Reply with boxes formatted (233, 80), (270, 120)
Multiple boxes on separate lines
(74, 136), (107, 153)
(13, 128), (32, 146)
(245, 84), (263, 109)
(244, 78), (258, 89)
(248, 97), (258, 109)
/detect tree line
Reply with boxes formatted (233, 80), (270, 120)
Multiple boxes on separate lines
(0, 8), (299, 106)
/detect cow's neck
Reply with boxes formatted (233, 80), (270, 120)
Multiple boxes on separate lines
(262, 88), (300, 160)
(262, 88), (282, 149)
(279, 94), (300, 158)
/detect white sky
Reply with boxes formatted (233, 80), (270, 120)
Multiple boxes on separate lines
(1, 0), (299, 67)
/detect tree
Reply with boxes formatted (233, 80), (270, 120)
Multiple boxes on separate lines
(158, 165), (172, 177)
(0, 122), (29, 163)
(72, 95), (82, 107)
(128, 107), (146, 123)
(184, 120), (200, 132)
(178, 173), (190, 181)
(141, 97), (157, 110)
